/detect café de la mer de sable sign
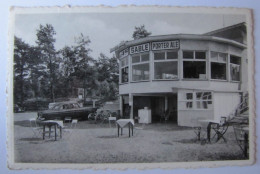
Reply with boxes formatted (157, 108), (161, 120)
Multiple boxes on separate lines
(125, 40), (180, 56)
(152, 40), (179, 51)
(130, 43), (150, 54)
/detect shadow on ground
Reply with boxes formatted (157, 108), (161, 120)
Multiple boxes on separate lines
(14, 120), (31, 127)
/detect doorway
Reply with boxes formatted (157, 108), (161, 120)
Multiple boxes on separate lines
(133, 94), (177, 123)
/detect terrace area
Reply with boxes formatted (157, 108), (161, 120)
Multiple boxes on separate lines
(13, 112), (246, 163)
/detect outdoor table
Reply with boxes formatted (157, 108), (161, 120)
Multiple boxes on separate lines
(116, 119), (134, 137)
(199, 119), (220, 142)
(41, 120), (63, 141)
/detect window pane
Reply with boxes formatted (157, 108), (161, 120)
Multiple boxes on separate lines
(186, 93), (193, 100)
(132, 63), (149, 81)
(211, 62), (226, 80)
(120, 59), (125, 67)
(121, 67), (128, 83)
(230, 55), (241, 65)
(141, 53), (149, 62)
(183, 61), (206, 79)
(196, 101), (208, 109)
(120, 57), (128, 67)
(230, 64), (240, 81)
(154, 62), (178, 79)
(203, 92), (212, 99)
(186, 102), (193, 109)
(196, 101), (201, 109)
(132, 55), (140, 63)
(154, 52), (165, 60)
(196, 92), (212, 100)
(167, 51), (178, 59)
(211, 51), (218, 62)
(195, 51), (206, 59)
(183, 51), (193, 59)
(218, 53), (227, 63)
(196, 92), (202, 100)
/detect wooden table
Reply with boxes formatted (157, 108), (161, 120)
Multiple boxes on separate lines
(41, 120), (63, 141)
(116, 119), (134, 137)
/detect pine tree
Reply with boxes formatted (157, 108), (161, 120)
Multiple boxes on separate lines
(132, 25), (152, 40)
(36, 24), (58, 102)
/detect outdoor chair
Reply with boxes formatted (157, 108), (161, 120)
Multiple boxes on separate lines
(191, 117), (207, 141)
(29, 118), (43, 138)
(211, 117), (229, 142)
(108, 115), (117, 128)
(71, 119), (78, 128)
(233, 124), (249, 158)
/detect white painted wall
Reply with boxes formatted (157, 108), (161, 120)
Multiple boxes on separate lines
(178, 110), (214, 127)
(213, 92), (241, 121)
(119, 80), (240, 95)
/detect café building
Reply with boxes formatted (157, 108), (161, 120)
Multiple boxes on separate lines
(111, 23), (248, 127)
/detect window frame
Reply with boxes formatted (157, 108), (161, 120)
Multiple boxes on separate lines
(229, 55), (241, 82)
(153, 51), (179, 80)
(182, 50), (207, 80)
(179, 91), (213, 110)
(131, 53), (150, 82)
(120, 56), (129, 84)
(210, 51), (228, 81)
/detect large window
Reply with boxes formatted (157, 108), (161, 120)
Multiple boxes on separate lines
(180, 91), (213, 110)
(132, 53), (150, 81)
(154, 51), (178, 80)
(210, 52), (227, 80)
(230, 55), (241, 81)
(183, 51), (206, 79)
(120, 57), (128, 83)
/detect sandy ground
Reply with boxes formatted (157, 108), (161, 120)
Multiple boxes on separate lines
(13, 112), (246, 163)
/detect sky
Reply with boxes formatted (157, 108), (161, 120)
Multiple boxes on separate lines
(14, 12), (246, 59)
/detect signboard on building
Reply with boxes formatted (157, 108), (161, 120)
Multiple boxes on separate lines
(152, 40), (179, 51)
(130, 43), (150, 54)
(119, 48), (129, 58)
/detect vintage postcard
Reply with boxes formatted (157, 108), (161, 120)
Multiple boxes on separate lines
(7, 6), (255, 169)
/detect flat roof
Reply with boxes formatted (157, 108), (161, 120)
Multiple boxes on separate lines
(110, 34), (247, 53)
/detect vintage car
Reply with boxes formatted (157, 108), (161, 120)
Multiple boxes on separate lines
(37, 102), (97, 121)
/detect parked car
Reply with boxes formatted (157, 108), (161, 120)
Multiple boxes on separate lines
(37, 102), (97, 121)
(14, 104), (25, 113)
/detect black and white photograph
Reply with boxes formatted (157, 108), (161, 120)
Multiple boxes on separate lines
(7, 6), (255, 169)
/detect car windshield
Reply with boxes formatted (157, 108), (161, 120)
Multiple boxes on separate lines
(51, 103), (80, 110)
(51, 104), (63, 110)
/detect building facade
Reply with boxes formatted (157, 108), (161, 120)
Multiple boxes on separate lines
(111, 23), (248, 127)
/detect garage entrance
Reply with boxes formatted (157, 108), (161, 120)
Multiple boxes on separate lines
(133, 94), (177, 123)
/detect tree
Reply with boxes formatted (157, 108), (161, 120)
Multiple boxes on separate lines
(36, 24), (58, 102)
(26, 46), (46, 99)
(132, 25), (152, 40)
(13, 36), (31, 106)
(58, 46), (77, 98)
(95, 53), (119, 100)
(74, 33), (93, 103)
